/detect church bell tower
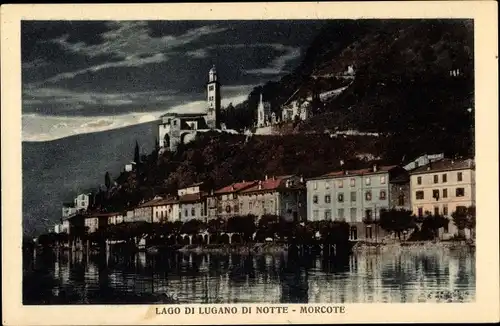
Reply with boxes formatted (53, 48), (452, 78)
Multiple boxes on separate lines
(206, 65), (221, 129)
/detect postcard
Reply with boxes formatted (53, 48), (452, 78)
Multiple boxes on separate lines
(1, 2), (499, 325)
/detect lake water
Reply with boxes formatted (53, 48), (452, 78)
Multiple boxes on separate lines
(23, 247), (475, 304)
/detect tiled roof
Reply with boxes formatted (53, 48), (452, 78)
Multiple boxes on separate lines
(308, 165), (399, 181)
(240, 175), (302, 194)
(179, 193), (205, 203)
(137, 199), (163, 208)
(410, 158), (474, 175)
(214, 181), (257, 194)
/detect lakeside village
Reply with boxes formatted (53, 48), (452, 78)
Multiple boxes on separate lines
(35, 66), (476, 255)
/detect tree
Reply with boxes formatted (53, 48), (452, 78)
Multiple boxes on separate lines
(466, 205), (476, 236)
(134, 141), (140, 164)
(379, 209), (416, 240)
(451, 207), (468, 238)
(105, 172), (111, 191)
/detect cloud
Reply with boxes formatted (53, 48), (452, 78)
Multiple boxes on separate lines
(244, 44), (301, 75)
(23, 87), (178, 111)
(186, 43), (301, 75)
(38, 22), (228, 85)
(22, 91), (250, 142)
(186, 48), (209, 59)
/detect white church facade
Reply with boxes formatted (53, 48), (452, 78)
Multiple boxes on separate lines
(158, 65), (225, 152)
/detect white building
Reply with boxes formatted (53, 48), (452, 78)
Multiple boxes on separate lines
(410, 158), (475, 236)
(158, 65), (222, 152)
(257, 93), (272, 127)
(281, 89), (314, 123)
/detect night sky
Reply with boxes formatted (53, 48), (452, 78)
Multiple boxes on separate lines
(22, 20), (329, 141)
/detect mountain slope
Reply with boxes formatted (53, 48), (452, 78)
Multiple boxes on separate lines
(22, 121), (156, 235)
(224, 19), (474, 160)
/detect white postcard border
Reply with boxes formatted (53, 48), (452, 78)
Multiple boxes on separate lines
(1, 2), (499, 325)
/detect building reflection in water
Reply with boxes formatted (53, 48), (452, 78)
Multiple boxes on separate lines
(23, 247), (475, 304)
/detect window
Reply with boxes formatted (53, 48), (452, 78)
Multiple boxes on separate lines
(184, 209), (188, 217)
(398, 194), (405, 206)
(434, 206), (439, 216)
(249, 202), (253, 210)
(417, 176), (422, 185)
(379, 190), (386, 200)
(313, 182), (318, 190)
(443, 205), (449, 216)
(443, 189), (448, 198)
(209, 85), (214, 91)
(338, 208), (345, 220)
(337, 180), (344, 188)
(325, 181), (330, 189)
(365, 209), (373, 219)
(350, 191), (356, 202)
(313, 210), (319, 220)
(457, 172), (463, 182)
(325, 210), (332, 220)
(443, 220), (449, 233)
(434, 175), (439, 184)
(156, 211), (159, 218)
(313, 195), (318, 204)
(433, 189), (440, 199)
(173, 120), (177, 126)
(350, 178), (356, 187)
(418, 207), (423, 217)
(416, 191), (424, 200)
(380, 176), (386, 184)
(338, 193), (344, 202)
(365, 177), (371, 186)
(350, 208), (357, 222)
(325, 195), (331, 203)
(456, 188), (465, 197)
(442, 174), (447, 183)
(225, 205), (231, 213)
(365, 191), (372, 201)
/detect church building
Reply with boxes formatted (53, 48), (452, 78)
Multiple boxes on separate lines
(256, 93), (272, 128)
(158, 65), (222, 152)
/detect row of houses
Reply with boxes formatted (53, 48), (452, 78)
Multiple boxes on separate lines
(306, 157), (475, 239)
(54, 154), (475, 240)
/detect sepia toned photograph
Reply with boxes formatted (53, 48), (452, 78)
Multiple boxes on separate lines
(21, 17), (477, 305)
(2, 2), (499, 325)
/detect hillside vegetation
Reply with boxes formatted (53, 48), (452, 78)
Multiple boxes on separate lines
(222, 19), (474, 159)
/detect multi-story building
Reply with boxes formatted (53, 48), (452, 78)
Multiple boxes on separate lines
(84, 212), (118, 234)
(306, 164), (409, 240)
(133, 199), (158, 223)
(208, 181), (258, 220)
(151, 197), (180, 223)
(123, 210), (135, 223)
(177, 183), (208, 222)
(62, 203), (78, 219)
(74, 193), (91, 210)
(410, 158), (475, 234)
(238, 175), (307, 221)
(107, 212), (124, 225)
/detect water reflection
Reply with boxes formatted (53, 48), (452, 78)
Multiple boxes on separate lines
(23, 248), (475, 304)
